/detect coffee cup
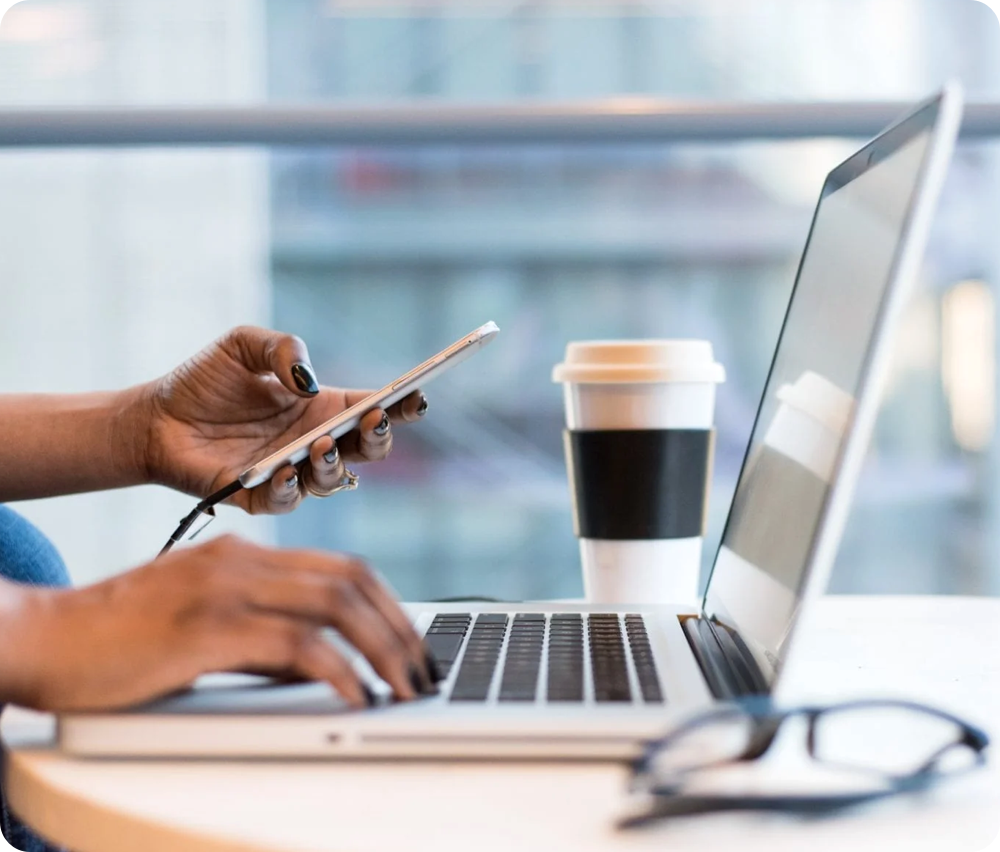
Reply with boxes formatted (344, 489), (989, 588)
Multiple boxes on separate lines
(553, 340), (725, 605)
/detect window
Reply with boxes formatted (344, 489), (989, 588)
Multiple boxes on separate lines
(2, 0), (998, 599)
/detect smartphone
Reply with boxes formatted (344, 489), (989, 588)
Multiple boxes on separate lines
(238, 321), (500, 489)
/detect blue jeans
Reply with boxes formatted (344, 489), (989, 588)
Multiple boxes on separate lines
(0, 506), (69, 852)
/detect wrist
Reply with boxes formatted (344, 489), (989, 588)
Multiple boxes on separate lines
(0, 582), (50, 708)
(111, 382), (160, 487)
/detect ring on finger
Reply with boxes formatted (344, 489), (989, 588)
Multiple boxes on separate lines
(305, 467), (360, 498)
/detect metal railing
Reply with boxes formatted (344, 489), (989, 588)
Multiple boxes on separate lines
(1, 101), (1000, 146)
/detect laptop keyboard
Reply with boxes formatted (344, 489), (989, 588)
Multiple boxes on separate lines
(547, 614), (584, 702)
(500, 614), (546, 702)
(424, 613), (664, 705)
(452, 614), (507, 702)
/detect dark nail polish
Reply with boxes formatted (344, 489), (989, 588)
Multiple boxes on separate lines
(323, 447), (339, 465)
(407, 664), (422, 695)
(424, 649), (443, 683)
(291, 362), (319, 395)
(285, 473), (298, 490)
(408, 663), (437, 697)
(416, 395), (429, 417)
(362, 683), (377, 708)
(373, 412), (390, 437)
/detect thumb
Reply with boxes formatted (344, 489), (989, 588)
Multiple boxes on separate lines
(225, 326), (320, 398)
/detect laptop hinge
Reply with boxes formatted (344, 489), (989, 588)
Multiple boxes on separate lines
(680, 616), (768, 700)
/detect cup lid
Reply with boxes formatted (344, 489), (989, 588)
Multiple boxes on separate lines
(552, 339), (725, 384)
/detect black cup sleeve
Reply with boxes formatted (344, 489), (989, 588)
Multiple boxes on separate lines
(564, 429), (714, 540)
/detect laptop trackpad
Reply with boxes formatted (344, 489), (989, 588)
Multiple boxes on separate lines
(130, 674), (348, 715)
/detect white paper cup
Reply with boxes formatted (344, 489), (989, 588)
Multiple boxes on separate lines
(553, 340), (725, 605)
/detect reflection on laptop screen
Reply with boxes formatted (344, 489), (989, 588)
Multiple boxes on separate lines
(703, 119), (935, 686)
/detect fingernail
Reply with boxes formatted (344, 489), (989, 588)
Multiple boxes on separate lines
(373, 412), (390, 437)
(362, 683), (377, 708)
(291, 362), (319, 395)
(407, 664), (422, 696)
(409, 663), (438, 697)
(424, 649), (443, 683)
(323, 446), (339, 465)
(285, 473), (298, 490)
(416, 395), (429, 417)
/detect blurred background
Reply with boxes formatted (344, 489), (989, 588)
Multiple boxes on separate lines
(1, 0), (999, 601)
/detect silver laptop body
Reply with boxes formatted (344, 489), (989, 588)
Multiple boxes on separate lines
(59, 85), (963, 760)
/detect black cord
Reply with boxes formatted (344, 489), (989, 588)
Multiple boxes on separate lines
(158, 478), (244, 557)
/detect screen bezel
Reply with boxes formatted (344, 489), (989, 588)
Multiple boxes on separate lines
(700, 86), (962, 692)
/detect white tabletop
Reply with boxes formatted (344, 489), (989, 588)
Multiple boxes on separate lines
(4, 595), (1000, 852)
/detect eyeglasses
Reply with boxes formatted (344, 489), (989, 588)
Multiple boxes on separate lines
(620, 697), (990, 828)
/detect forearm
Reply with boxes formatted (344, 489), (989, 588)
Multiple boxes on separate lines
(0, 386), (151, 501)
(0, 579), (41, 706)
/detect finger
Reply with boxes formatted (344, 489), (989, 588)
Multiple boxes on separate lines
(311, 557), (431, 694)
(239, 550), (425, 699)
(230, 668), (311, 685)
(343, 388), (428, 424)
(301, 435), (347, 495)
(335, 408), (392, 464)
(229, 615), (369, 709)
(246, 464), (303, 515)
(323, 592), (421, 701)
(246, 573), (418, 701)
(393, 389), (429, 423)
(314, 554), (431, 692)
(222, 326), (320, 399)
(354, 565), (441, 683)
(253, 568), (419, 701)
(295, 635), (374, 710)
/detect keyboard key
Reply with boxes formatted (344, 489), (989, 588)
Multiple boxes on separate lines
(625, 616), (665, 704)
(425, 632), (466, 668)
(588, 615), (632, 703)
(450, 686), (492, 701)
(547, 614), (584, 702)
(431, 615), (472, 626)
(424, 615), (472, 679)
(448, 614), (509, 703)
(499, 621), (543, 701)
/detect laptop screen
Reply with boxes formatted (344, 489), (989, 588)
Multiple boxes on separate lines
(701, 99), (944, 687)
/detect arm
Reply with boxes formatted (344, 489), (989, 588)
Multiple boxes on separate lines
(0, 536), (440, 711)
(0, 388), (149, 502)
(0, 326), (426, 509)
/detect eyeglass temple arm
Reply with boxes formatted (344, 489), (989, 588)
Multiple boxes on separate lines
(912, 737), (988, 776)
(618, 789), (901, 829)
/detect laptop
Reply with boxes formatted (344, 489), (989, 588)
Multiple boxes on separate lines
(58, 84), (963, 760)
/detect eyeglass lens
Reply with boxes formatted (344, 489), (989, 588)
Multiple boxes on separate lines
(812, 704), (973, 775)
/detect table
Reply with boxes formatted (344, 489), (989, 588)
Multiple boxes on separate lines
(4, 596), (1000, 852)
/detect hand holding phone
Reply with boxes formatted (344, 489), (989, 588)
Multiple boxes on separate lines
(159, 321), (500, 554)
(238, 320), (499, 488)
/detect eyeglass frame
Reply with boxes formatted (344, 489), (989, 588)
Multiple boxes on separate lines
(621, 696), (990, 828)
